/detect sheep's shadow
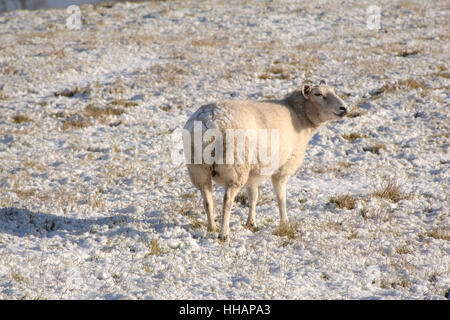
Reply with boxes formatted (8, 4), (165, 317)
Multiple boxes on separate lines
(0, 207), (151, 239)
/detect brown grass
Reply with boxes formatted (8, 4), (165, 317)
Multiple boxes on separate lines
(61, 116), (91, 130)
(180, 192), (196, 199)
(381, 277), (411, 289)
(396, 49), (419, 57)
(84, 104), (124, 118)
(147, 63), (189, 86)
(259, 65), (290, 80)
(347, 110), (367, 118)
(342, 132), (362, 142)
(190, 216), (208, 231)
(54, 87), (89, 97)
(12, 114), (32, 124)
(425, 228), (449, 241)
(273, 221), (299, 239)
(10, 269), (26, 283)
(146, 238), (165, 256)
(371, 78), (426, 98)
(371, 180), (406, 203)
(11, 188), (36, 198)
(396, 78), (426, 90)
(395, 245), (413, 255)
(110, 99), (138, 108)
(0, 92), (10, 100)
(347, 231), (358, 240)
(363, 143), (386, 155)
(234, 192), (248, 206)
(328, 195), (357, 210)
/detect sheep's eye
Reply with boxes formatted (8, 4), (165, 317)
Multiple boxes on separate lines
(314, 93), (326, 99)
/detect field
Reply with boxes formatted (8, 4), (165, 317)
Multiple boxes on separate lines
(0, 0), (448, 299)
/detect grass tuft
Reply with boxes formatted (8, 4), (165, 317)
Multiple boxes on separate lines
(61, 116), (91, 130)
(372, 179), (406, 203)
(84, 104), (124, 118)
(54, 87), (89, 97)
(328, 194), (357, 210)
(110, 99), (138, 108)
(12, 114), (32, 124)
(342, 132), (362, 142)
(425, 228), (449, 241)
(147, 238), (165, 256)
(363, 143), (386, 155)
(273, 220), (299, 239)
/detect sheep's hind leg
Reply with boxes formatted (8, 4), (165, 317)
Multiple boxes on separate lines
(219, 184), (241, 241)
(245, 184), (258, 229)
(187, 164), (216, 232)
(201, 186), (217, 232)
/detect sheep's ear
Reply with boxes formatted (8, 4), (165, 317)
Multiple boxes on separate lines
(302, 85), (311, 98)
(319, 80), (326, 85)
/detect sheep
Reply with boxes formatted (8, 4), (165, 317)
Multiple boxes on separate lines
(183, 80), (348, 241)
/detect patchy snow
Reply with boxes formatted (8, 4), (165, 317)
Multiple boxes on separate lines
(0, 0), (448, 299)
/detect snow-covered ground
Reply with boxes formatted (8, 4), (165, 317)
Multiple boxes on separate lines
(0, 0), (448, 299)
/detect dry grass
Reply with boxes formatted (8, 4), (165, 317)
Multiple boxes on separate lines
(259, 65), (290, 80)
(146, 238), (165, 256)
(11, 188), (36, 199)
(0, 91), (10, 100)
(234, 190), (271, 206)
(371, 78), (427, 98)
(273, 220), (300, 239)
(425, 228), (449, 241)
(180, 192), (196, 199)
(328, 194), (357, 210)
(190, 216), (208, 231)
(234, 192), (248, 206)
(396, 78), (427, 90)
(54, 87), (89, 97)
(396, 49), (419, 57)
(12, 114), (32, 124)
(363, 143), (386, 155)
(191, 36), (228, 48)
(347, 110), (367, 118)
(61, 116), (91, 130)
(61, 103), (126, 130)
(342, 132), (362, 142)
(347, 231), (358, 240)
(147, 63), (189, 86)
(381, 277), (411, 289)
(10, 269), (26, 283)
(84, 104), (124, 118)
(110, 99), (138, 108)
(395, 245), (413, 255)
(371, 180), (406, 203)
(432, 65), (450, 79)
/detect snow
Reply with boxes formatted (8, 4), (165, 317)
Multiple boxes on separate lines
(0, 0), (449, 299)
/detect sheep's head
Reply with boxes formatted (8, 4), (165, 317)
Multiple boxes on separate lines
(302, 80), (348, 125)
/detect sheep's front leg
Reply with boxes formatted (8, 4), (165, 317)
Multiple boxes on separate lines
(271, 175), (289, 228)
(246, 184), (258, 228)
(219, 185), (241, 241)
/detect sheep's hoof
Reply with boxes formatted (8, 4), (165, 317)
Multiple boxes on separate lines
(218, 234), (229, 242)
(245, 222), (257, 232)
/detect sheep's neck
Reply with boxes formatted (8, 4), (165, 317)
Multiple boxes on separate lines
(302, 100), (323, 129)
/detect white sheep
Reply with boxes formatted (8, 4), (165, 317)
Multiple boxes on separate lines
(183, 80), (348, 241)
